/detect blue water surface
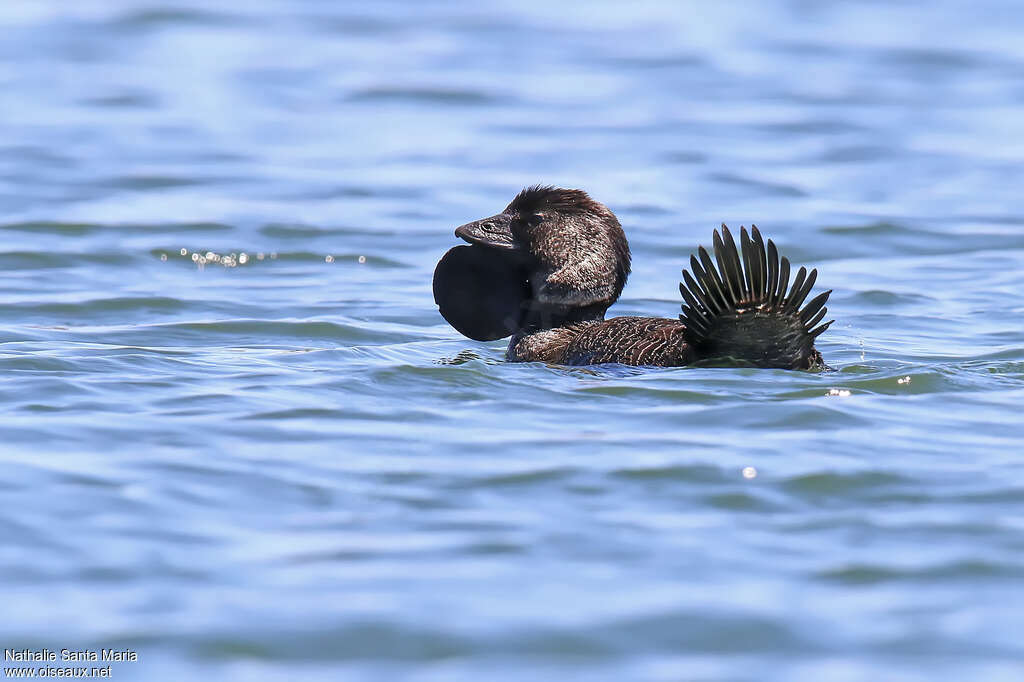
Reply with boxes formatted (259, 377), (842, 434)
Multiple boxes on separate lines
(2, 1), (1024, 680)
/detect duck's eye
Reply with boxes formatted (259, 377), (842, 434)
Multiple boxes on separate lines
(525, 213), (543, 228)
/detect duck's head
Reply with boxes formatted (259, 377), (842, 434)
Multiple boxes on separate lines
(433, 185), (631, 340)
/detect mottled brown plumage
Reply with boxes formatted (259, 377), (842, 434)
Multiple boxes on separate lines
(508, 317), (691, 366)
(433, 186), (832, 369)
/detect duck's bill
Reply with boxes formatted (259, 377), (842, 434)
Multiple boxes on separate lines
(433, 245), (529, 341)
(454, 213), (518, 250)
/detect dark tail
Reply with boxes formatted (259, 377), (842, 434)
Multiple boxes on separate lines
(678, 225), (832, 370)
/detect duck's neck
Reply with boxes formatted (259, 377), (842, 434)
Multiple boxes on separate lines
(518, 301), (608, 334)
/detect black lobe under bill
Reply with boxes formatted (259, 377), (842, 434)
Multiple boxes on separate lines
(432, 245), (529, 341)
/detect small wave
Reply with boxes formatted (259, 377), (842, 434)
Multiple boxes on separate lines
(346, 87), (500, 105)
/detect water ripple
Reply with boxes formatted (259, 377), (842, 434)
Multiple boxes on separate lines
(3, 1), (1024, 680)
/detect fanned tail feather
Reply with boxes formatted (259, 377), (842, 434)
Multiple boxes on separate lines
(679, 225), (833, 369)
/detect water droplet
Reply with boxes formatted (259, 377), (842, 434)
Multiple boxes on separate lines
(827, 388), (851, 397)
(257, 253), (265, 261)
(742, 466), (757, 479)
(358, 255), (366, 264)
(180, 248), (188, 256)
(191, 253), (199, 262)
(160, 254), (167, 262)
(239, 253), (248, 264)
(897, 376), (911, 385)
(325, 255), (334, 263)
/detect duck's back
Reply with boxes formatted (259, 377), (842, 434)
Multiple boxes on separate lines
(509, 316), (691, 366)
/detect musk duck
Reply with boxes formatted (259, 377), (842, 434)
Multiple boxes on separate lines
(433, 186), (832, 369)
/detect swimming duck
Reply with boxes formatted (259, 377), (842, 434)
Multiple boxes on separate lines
(433, 186), (832, 369)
